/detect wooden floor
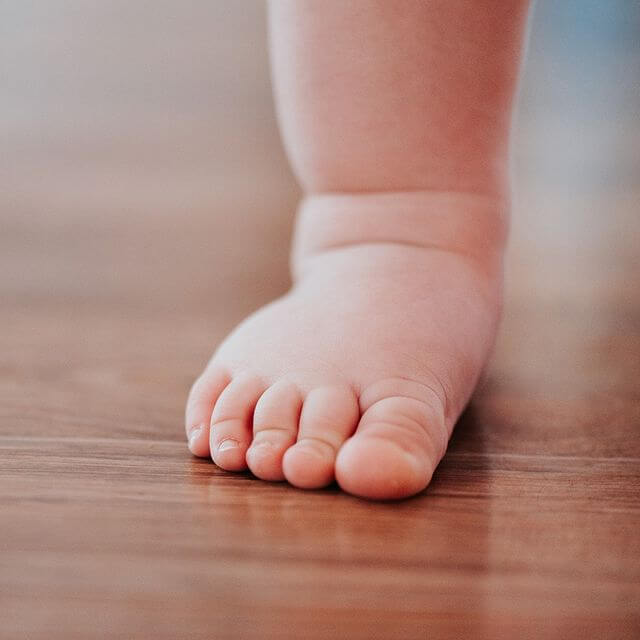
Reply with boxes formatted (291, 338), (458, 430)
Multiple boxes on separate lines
(1, 2), (639, 638)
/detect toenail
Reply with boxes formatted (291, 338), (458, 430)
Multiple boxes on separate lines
(217, 438), (240, 453)
(188, 426), (203, 447)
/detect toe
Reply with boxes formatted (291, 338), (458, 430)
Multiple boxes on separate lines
(246, 380), (303, 481)
(185, 367), (230, 457)
(335, 380), (448, 500)
(283, 385), (359, 489)
(210, 373), (266, 471)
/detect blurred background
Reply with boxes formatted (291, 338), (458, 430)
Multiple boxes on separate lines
(1, 0), (639, 433)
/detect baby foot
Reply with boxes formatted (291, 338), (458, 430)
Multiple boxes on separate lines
(186, 192), (506, 500)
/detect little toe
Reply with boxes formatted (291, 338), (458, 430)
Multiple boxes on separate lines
(335, 382), (448, 500)
(210, 373), (266, 471)
(283, 385), (359, 489)
(185, 367), (230, 458)
(247, 380), (303, 481)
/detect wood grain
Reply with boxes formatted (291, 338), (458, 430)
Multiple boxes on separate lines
(1, 2), (639, 638)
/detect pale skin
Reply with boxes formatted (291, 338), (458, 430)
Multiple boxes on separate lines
(185, 1), (531, 500)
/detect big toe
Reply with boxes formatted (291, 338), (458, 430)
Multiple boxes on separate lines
(335, 392), (448, 500)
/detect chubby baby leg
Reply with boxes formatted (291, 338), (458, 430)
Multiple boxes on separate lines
(186, 0), (530, 499)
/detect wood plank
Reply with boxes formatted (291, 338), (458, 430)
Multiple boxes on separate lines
(1, 439), (639, 639)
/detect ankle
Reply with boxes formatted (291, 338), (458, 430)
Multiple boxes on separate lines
(291, 190), (509, 276)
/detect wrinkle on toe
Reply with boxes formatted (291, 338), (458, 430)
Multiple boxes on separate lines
(359, 378), (449, 451)
(294, 436), (337, 459)
(359, 376), (449, 416)
(359, 397), (447, 462)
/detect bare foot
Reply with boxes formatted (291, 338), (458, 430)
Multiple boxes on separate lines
(186, 192), (506, 500)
